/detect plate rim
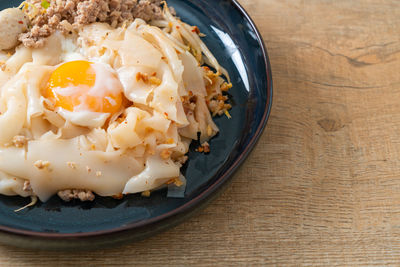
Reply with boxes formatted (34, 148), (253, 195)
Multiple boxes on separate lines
(0, 0), (273, 243)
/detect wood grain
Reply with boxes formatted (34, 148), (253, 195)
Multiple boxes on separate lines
(1, 0), (400, 265)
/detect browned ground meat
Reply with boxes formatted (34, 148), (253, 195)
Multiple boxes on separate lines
(57, 189), (95, 202)
(19, 0), (164, 48)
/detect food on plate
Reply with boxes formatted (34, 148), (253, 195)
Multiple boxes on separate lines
(0, 0), (232, 207)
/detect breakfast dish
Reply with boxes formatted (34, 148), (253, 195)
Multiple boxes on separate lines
(0, 0), (232, 205)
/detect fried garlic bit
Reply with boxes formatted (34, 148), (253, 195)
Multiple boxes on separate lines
(220, 82), (232, 92)
(136, 72), (162, 86)
(141, 190), (151, 197)
(160, 149), (172, 160)
(34, 160), (50, 170)
(166, 177), (183, 187)
(196, 142), (210, 153)
(67, 161), (77, 169)
(12, 135), (28, 148)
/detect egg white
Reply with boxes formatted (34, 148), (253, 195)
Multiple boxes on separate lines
(56, 108), (110, 128)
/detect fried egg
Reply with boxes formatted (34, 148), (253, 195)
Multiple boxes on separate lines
(44, 60), (124, 127)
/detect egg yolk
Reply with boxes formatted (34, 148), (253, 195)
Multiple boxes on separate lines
(45, 60), (123, 114)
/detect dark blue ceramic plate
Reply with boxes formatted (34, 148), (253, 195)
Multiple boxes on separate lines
(0, 0), (272, 250)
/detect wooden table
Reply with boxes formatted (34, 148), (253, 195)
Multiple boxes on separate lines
(1, 0), (400, 265)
